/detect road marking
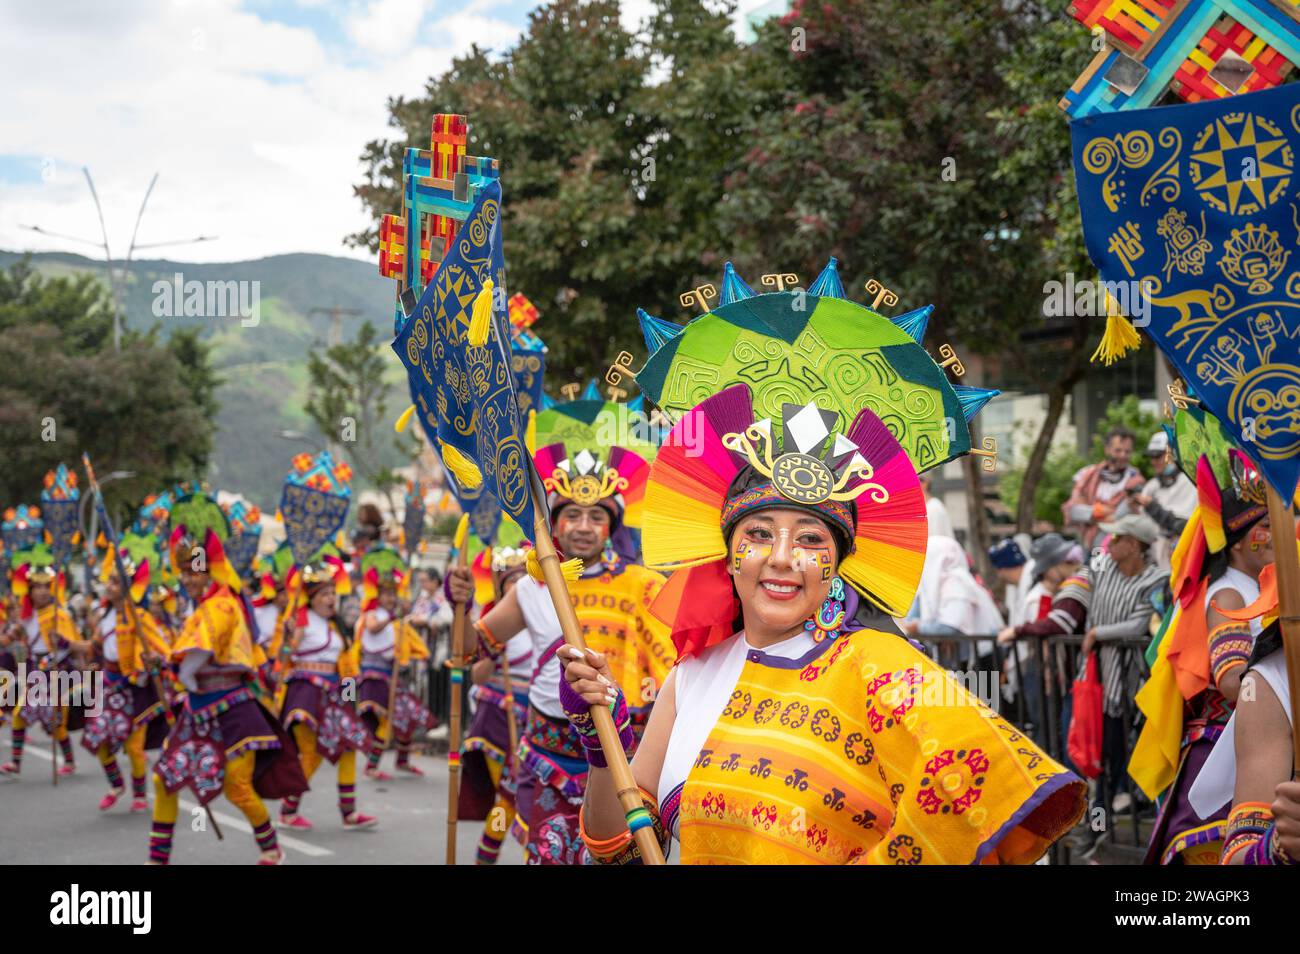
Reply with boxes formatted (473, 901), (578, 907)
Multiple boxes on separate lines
(24, 744), (333, 857)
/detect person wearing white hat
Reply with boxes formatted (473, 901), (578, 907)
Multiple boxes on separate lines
(1129, 431), (1196, 570)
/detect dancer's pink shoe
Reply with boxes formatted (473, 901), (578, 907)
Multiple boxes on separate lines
(342, 812), (378, 831)
(98, 788), (125, 811)
(279, 814), (314, 831)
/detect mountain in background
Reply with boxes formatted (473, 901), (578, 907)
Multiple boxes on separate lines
(0, 248), (410, 509)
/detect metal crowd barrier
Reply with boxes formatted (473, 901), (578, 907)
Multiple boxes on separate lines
(913, 631), (1153, 865)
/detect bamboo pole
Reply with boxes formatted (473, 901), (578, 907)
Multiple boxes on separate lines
(1264, 485), (1300, 767)
(530, 508), (665, 865)
(500, 653), (519, 770)
(445, 532), (470, 865)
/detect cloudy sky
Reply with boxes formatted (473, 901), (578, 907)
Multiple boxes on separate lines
(0, 0), (776, 265)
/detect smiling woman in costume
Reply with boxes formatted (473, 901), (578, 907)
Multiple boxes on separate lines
(560, 262), (1086, 864)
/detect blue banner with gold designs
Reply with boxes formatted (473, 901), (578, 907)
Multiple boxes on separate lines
(392, 179), (536, 542)
(1072, 82), (1300, 499)
(279, 484), (350, 565)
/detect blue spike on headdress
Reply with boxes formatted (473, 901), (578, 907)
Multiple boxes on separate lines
(637, 308), (682, 352)
(719, 262), (757, 305)
(627, 394), (645, 413)
(952, 384), (1000, 421)
(582, 380), (602, 402)
(808, 257), (845, 299)
(891, 304), (933, 343)
(540, 392), (557, 411)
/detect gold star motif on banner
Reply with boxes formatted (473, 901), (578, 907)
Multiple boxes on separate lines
(1190, 113), (1292, 216)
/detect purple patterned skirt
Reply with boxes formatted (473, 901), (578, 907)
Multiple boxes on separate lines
(356, 666), (435, 741)
(155, 685), (307, 807)
(458, 683), (528, 821)
(281, 674), (371, 763)
(81, 673), (170, 756)
(1145, 723), (1228, 864)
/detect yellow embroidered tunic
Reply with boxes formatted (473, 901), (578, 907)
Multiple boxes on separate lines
(97, 604), (171, 678)
(19, 605), (82, 662)
(172, 585), (259, 671)
(515, 564), (676, 718)
(660, 628), (1085, 865)
(566, 565), (675, 706)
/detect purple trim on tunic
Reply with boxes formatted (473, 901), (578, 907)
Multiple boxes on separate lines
(973, 771), (1083, 864)
(1146, 730), (1229, 865)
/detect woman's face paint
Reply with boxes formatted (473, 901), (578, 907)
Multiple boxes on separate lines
(727, 509), (838, 642)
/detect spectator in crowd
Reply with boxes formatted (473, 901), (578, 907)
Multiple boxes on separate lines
(999, 535), (1089, 762)
(1130, 431), (1197, 570)
(902, 536), (1005, 670)
(989, 539), (1033, 627)
(1076, 513), (1168, 856)
(1062, 425), (1145, 548)
(993, 534), (1075, 739)
(407, 568), (452, 636)
(919, 472), (954, 538)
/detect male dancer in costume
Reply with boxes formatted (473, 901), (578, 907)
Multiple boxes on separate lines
(273, 546), (377, 832)
(82, 539), (173, 813)
(447, 443), (676, 864)
(1, 544), (89, 777)
(148, 508), (307, 865)
(355, 545), (432, 780)
(460, 546), (532, 864)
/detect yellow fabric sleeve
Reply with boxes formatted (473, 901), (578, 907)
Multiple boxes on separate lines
(397, 620), (430, 664)
(172, 588), (257, 670)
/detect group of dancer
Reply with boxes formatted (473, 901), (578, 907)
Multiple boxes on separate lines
(1, 474), (434, 865)
(4, 256), (1297, 866)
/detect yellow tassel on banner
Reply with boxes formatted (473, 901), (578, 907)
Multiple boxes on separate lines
(453, 513), (470, 551)
(525, 409), (537, 455)
(439, 441), (483, 489)
(1090, 288), (1142, 366)
(526, 547), (583, 584)
(467, 279), (495, 347)
(394, 404), (416, 433)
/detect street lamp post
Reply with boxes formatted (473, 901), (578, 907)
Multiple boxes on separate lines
(21, 169), (214, 351)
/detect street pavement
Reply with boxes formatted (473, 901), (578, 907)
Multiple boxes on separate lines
(0, 728), (523, 865)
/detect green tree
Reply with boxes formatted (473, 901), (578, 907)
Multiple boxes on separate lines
(0, 259), (215, 509)
(350, 0), (766, 383)
(722, 0), (1119, 563)
(304, 320), (403, 507)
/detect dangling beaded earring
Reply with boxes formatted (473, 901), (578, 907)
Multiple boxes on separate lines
(804, 577), (846, 643)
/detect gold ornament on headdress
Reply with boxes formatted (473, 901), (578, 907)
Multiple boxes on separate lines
(720, 416), (888, 507)
(545, 466), (629, 507)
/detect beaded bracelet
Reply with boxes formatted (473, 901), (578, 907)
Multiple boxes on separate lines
(579, 788), (670, 865)
(560, 676), (634, 769)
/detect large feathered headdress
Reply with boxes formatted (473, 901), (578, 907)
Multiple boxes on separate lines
(634, 259), (998, 659)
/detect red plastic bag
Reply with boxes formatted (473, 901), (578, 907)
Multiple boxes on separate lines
(1067, 652), (1104, 779)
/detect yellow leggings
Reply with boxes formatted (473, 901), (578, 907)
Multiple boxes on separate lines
(152, 750), (269, 828)
(285, 723), (358, 818)
(96, 726), (147, 783)
(476, 757), (517, 864)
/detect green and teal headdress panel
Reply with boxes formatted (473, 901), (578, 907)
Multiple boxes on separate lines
(634, 259), (998, 474)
